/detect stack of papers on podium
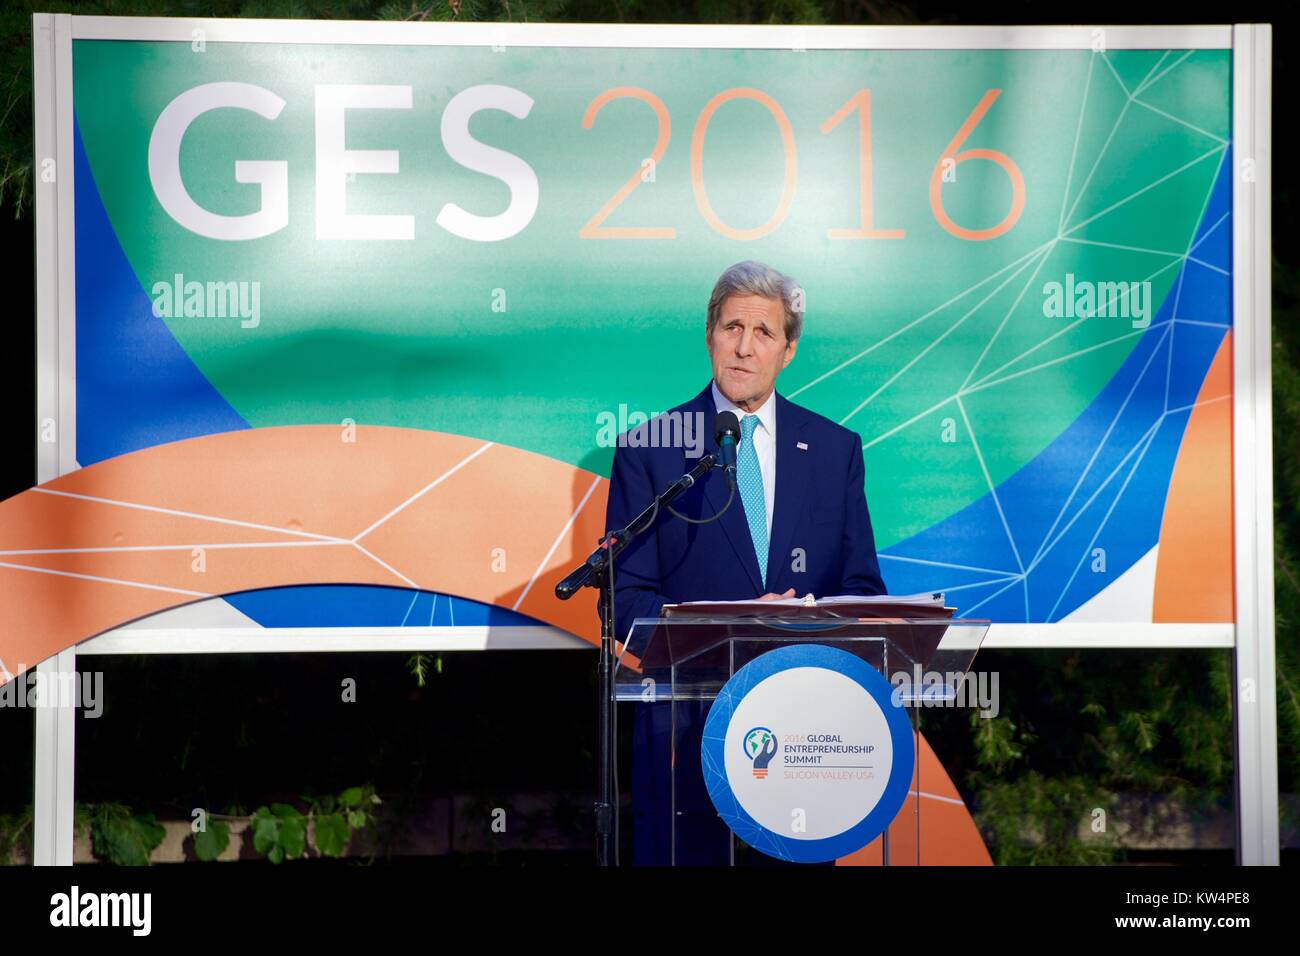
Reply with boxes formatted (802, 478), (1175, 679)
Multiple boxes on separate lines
(664, 592), (952, 619)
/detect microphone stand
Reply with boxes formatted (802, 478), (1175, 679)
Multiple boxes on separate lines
(555, 451), (724, 867)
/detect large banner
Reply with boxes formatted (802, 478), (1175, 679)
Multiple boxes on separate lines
(7, 21), (1237, 673)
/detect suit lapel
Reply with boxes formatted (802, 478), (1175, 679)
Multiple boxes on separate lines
(695, 382), (766, 595)
(766, 393), (812, 591)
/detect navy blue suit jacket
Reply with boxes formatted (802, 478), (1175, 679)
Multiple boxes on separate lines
(603, 381), (887, 641)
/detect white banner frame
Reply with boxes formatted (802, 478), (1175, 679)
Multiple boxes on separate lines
(28, 15), (1276, 866)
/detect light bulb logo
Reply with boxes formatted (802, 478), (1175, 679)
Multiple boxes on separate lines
(743, 726), (778, 779)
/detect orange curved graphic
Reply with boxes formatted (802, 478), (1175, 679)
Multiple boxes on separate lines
(0, 424), (990, 864)
(0, 426), (607, 676)
(1153, 332), (1234, 622)
(836, 731), (992, 866)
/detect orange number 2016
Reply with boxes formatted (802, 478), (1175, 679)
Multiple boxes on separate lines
(820, 90), (904, 240)
(930, 89), (1025, 241)
(691, 88), (797, 241)
(580, 87), (675, 239)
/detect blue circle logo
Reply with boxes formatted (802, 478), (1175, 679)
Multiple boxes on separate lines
(701, 644), (915, 863)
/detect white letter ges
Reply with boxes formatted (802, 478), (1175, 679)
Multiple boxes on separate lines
(149, 82), (288, 241)
(315, 84), (415, 240)
(437, 85), (539, 242)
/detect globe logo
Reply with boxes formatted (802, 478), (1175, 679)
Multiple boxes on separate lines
(743, 726), (778, 779)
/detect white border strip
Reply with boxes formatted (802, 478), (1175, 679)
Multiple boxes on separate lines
(77, 625), (588, 654)
(1230, 23), (1279, 867)
(31, 12), (78, 871)
(55, 16), (76, 476)
(982, 623), (1233, 649)
(71, 621), (1235, 653)
(32, 17), (58, 488)
(68, 17), (1230, 50)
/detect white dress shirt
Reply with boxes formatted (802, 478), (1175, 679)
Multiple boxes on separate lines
(711, 380), (777, 540)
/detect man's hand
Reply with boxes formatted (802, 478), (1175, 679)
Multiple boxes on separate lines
(757, 588), (796, 601)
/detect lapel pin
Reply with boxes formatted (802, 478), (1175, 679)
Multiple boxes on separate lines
(796, 442), (808, 451)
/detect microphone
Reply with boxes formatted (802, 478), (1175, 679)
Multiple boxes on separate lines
(715, 411), (741, 489)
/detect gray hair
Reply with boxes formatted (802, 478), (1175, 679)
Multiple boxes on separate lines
(706, 260), (804, 343)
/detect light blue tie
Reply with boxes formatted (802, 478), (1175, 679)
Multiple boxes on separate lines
(737, 414), (768, 589)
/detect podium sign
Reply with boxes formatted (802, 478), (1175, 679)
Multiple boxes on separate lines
(701, 643), (915, 863)
(616, 615), (988, 865)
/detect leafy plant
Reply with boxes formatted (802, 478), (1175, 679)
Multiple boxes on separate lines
(251, 803), (308, 864)
(88, 802), (166, 866)
(192, 817), (232, 862)
(407, 652), (443, 687)
(248, 786), (382, 863)
(0, 805), (32, 865)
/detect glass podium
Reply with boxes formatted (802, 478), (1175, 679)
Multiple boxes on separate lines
(615, 614), (989, 865)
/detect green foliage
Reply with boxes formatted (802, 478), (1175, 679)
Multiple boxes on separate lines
(0, 786), (383, 864)
(192, 817), (231, 861)
(970, 706), (1031, 774)
(303, 784), (383, 857)
(969, 702), (1119, 865)
(963, 648), (1239, 863)
(0, 806), (32, 865)
(249, 785), (381, 863)
(89, 802), (167, 866)
(1272, 248), (1300, 800)
(313, 811), (351, 856)
(974, 773), (1120, 866)
(252, 803), (308, 863)
(968, 705), (1101, 864)
(407, 651), (443, 686)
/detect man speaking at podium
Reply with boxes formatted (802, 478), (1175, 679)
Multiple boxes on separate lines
(603, 260), (887, 864)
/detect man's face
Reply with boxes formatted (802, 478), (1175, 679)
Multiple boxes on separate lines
(707, 293), (797, 411)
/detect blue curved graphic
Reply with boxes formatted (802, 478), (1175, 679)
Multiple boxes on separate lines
(74, 118), (249, 467)
(880, 148), (1233, 622)
(223, 584), (542, 628)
